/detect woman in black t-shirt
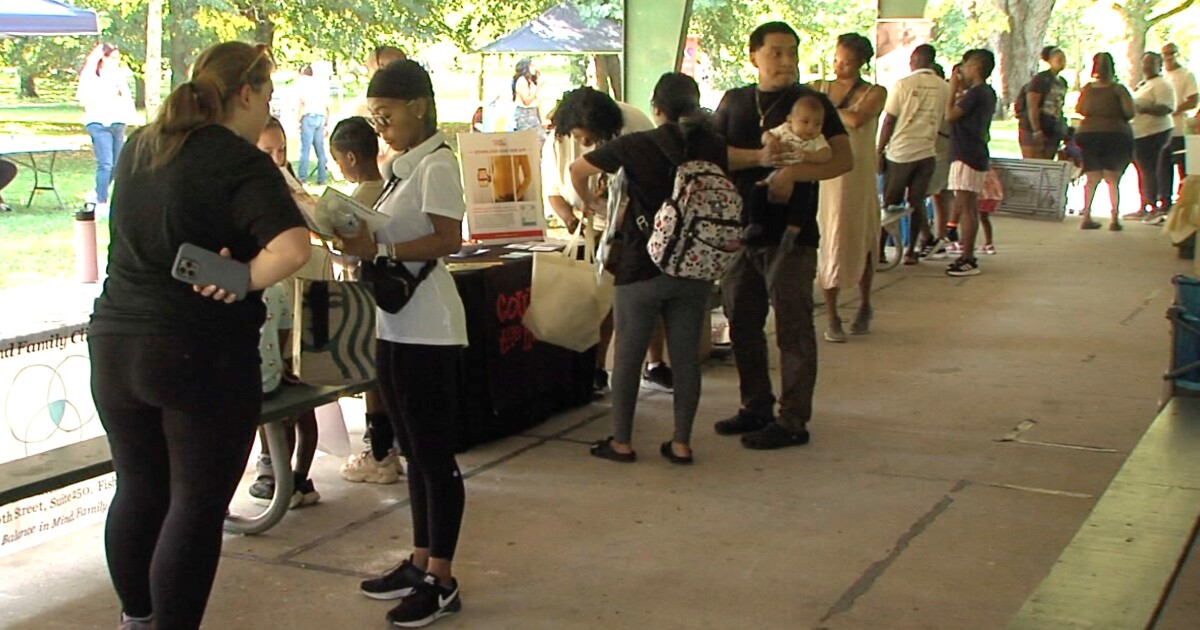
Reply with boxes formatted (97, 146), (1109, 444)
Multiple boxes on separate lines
(569, 72), (728, 465)
(88, 42), (311, 630)
(1020, 46), (1070, 159)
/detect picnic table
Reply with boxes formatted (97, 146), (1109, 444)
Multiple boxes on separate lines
(0, 136), (88, 211)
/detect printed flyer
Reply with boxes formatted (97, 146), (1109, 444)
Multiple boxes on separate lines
(457, 130), (545, 243)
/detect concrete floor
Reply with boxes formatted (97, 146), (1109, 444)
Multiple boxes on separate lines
(1, 212), (1197, 630)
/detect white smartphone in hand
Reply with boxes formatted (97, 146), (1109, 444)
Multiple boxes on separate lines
(171, 243), (251, 301)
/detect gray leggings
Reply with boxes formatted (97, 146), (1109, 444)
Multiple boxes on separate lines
(611, 273), (713, 445)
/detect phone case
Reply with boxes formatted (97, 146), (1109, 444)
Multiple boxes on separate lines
(172, 243), (251, 301)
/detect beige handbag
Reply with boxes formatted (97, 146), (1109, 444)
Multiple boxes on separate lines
(522, 220), (614, 352)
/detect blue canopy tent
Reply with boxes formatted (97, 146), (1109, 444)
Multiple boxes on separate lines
(0, 0), (99, 37)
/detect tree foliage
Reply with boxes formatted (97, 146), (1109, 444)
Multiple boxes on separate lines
(1113, 0), (1195, 82)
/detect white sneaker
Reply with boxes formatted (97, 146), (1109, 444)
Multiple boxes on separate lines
(945, 241), (963, 255)
(340, 447), (401, 484)
(289, 478), (321, 509)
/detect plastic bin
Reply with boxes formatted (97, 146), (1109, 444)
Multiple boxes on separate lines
(1167, 275), (1200, 392)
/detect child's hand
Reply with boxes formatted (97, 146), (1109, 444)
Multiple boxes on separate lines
(759, 135), (784, 167)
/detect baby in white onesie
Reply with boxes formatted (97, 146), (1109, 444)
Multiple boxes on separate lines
(747, 94), (833, 241)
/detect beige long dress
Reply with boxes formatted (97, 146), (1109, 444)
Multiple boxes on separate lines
(813, 81), (881, 290)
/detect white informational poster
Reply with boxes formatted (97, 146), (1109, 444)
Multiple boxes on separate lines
(456, 130), (545, 243)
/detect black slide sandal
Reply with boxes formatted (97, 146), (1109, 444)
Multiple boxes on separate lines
(590, 437), (636, 463)
(659, 441), (694, 465)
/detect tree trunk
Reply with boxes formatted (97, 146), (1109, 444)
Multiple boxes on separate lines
(254, 19), (275, 47)
(135, 77), (146, 110)
(145, 0), (163, 119)
(594, 54), (623, 101)
(168, 0), (190, 88)
(1116, 0), (1196, 84)
(1128, 23), (1149, 84)
(994, 0), (1058, 114)
(19, 73), (38, 99)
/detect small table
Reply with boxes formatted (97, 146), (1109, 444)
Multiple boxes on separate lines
(0, 138), (87, 211)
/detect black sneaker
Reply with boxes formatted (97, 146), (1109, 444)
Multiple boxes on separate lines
(741, 421), (810, 450)
(593, 368), (609, 395)
(361, 557), (427, 600)
(248, 475), (275, 507)
(386, 574), (462, 628)
(945, 257), (981, 277)
(641, 364), (673, 392)
(714, 410), (772, 436)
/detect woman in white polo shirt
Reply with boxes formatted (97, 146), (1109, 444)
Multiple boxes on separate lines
(1127, 52), (1177, 222)
(337, 59), (468, 629)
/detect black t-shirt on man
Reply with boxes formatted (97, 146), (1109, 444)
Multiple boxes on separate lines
(713, 84), (848, 248)
(585, 123), (729, 285)
(90, 124), (306, 343)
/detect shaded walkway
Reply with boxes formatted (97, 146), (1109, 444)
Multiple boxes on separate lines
(1, 213), (1195, 629)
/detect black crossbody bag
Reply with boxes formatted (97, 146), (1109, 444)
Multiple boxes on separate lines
(359, 143), (449, 314)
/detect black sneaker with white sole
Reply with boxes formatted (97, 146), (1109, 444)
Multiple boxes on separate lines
(641, 364), (674, 392)
(386, 574), (462, 628)
(361, 558), (427, 600)
(945, 257), (981, 277)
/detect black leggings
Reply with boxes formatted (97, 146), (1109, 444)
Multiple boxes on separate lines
(1134, 129), (1172, 208)
(90, 335), (260, 630)
(376, 340), (465, 560)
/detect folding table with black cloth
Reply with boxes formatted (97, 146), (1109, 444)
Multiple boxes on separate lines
(449, 249), (596, 450)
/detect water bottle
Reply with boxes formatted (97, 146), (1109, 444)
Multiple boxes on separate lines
(74, 202), (99, 283)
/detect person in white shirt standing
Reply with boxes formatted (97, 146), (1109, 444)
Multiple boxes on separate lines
(1160, 42), (1198, 211)
(295, 64), (331, 185)
(76, 44), (136, 217)
(336, 59), (468, 628)
(877, 43), (951, 263)
(1126, 52), (1176, 223)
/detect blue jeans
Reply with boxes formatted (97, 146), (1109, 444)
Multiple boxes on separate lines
(298, 114), (327, 184)
(87, 122), (126, 203)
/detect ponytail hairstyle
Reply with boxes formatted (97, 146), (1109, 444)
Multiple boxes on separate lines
(651, 72), (714, 158)
(131, 41), (274, 172)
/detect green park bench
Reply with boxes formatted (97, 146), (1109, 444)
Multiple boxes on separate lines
(1009, 396), (1200, 629)
(0, 381), (374, 536)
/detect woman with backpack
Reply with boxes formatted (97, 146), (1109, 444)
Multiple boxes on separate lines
(1019, 46), (1070, 159)
(568, 72), (730, 465)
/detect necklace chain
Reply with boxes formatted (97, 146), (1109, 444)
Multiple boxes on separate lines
(755, 89), (784, 130)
